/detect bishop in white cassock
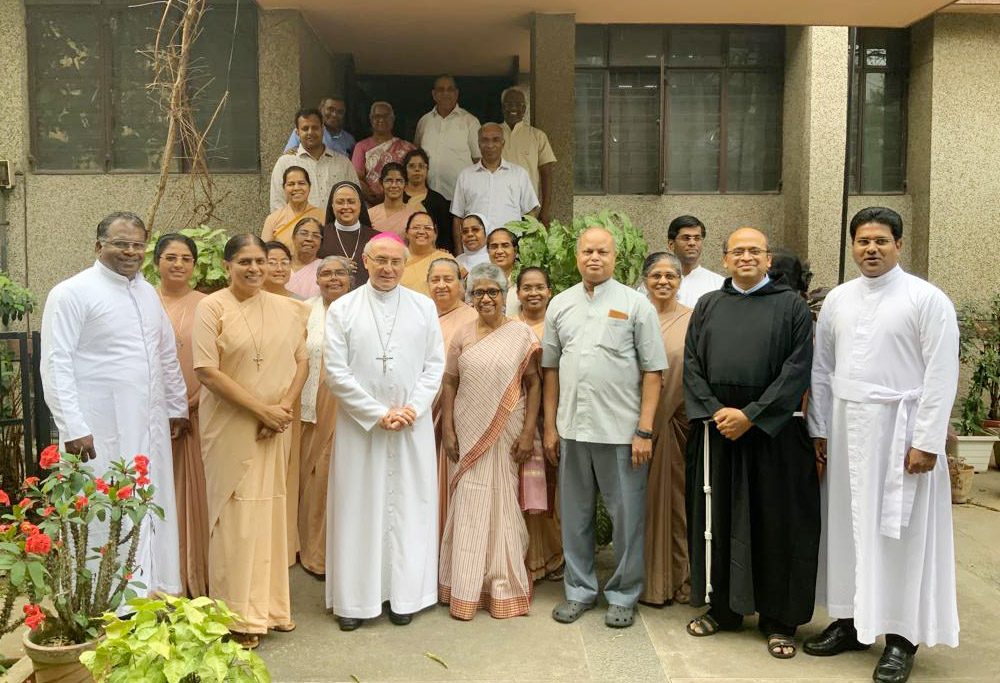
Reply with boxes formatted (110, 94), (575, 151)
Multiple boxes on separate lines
(324, 232), (445, 630)
(40, 212), (186, 595)
(806, 208), (959, 683)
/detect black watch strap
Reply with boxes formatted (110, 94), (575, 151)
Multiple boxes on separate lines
(635, 428), (653, 439)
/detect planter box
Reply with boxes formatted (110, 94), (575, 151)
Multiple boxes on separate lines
(955, 435), (999, 473)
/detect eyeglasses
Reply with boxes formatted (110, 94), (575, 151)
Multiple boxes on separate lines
(487, 242), (514, 250)
(724, 248), (769, 258)
(101, 239), (147, 251)
(296, 231), (322, 240)
(855, 238), (895, 248)
(161, 255), (194, 265)
(674, 235), (703, 243)
(472, 288), (503, 299)
(319, 269), (350, 279)
(267, 259), (291, 268)
(372, 257), (405, 268)
(519, 284), (549, 294)
(648, 273), (680, 282)
(382, 177), (405, 185)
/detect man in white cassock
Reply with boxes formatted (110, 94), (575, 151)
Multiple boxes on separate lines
(806, 207), (959, 683)
(40, 211), (186, 596)
(324, 232), (445, 631)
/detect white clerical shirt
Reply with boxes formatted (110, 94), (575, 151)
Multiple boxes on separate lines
(677, 265), (725, 307)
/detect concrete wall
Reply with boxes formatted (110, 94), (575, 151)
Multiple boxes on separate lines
(0, 5), (336, 326)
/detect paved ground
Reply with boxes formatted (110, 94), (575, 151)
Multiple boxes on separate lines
(4, 471), (998, 682)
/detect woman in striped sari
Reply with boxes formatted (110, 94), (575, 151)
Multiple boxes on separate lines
(438, 263), (541, 620)
(261, 166), (325, 252)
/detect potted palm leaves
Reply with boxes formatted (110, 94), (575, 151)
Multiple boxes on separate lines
(955, 293), (1000, 472)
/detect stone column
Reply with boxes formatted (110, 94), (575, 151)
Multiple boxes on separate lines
(258, 9), (302, 177)
(0, 0), (29, 288)
(530, 13), (574, 226)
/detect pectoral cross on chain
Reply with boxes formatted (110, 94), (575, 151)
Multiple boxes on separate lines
(253, 353), (263, 370)
(376, 352), (392, 374)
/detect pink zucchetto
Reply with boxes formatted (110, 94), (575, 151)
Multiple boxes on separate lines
(370, 232), (406, 247)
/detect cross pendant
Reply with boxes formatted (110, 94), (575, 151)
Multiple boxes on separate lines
(377, 353), (392, 374)
(253, 353), (263, 370)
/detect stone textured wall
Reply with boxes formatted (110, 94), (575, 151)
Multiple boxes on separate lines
(259, 10), (302, 178)
(531, 13), (574, 227)
(298, 15), (334, 113)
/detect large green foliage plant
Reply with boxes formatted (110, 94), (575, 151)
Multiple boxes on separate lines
(956, 293), (1000, 435)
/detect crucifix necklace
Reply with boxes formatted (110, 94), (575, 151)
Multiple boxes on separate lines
(334, 224), (361, 263)
(365, 286), (401, 374)
(237, 294), (265, 370)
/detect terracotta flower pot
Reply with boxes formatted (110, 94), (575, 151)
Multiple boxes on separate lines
(22, 631), (100, 683)
(950, 463), (975, 505)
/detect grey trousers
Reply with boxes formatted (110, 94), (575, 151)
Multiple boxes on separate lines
(559, 438), (649, 608)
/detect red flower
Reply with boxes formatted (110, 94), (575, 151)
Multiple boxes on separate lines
(136, 476), (151, 487)
(125, 572), (133, 580)
(17, 498), (32, 510)
(74, 495), (88, 511)
(39, 446), (60, 469)
(116, 485), (134, 500)
(22, 604), (45, 631)
(20, 522), (39, 536)
(0, 523), (10, 534)
(41, 506), (55, 517)
(94, 478), (110, 494)
(25, 533), (52, 555)
(0, 489), (8, 506)
(133, 455), (150, 475)
(23, 477), (39, 488)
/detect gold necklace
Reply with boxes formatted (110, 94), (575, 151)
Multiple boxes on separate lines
(236, 293), (265, 371)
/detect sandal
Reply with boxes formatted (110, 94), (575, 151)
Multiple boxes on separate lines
(552, 600), (594, 624)
(686, 613), (723, 637)
(673, 583), (691, 605)
(230, 632), (260, 650)
(767, 634), (797, 659)
(605, 604), (635, 628)
(271, 621), (296, 633)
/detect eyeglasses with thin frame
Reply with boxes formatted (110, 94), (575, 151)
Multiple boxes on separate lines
(296, 230), (323, 240)
(267, 259), (291, 268)
(318, 268), (350, 279)
(854, 237), (896, 248)
(101, 239), (147, 251)
(647, 272), (680, 282)
(724, 248), (769, 258)
(472, 288), (503, 299)
(161, 255), (194, 265)
(372, 257), (405, 268)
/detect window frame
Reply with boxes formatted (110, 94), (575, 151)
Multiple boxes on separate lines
(574, 24), (785, 196)
(849, 28), (909, 196)
(25, 0), (259, 175)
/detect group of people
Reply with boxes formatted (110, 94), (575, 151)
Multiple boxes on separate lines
(40, 151), (959, 683)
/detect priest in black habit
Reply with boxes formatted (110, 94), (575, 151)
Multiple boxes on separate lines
(682, 228), (820, 659)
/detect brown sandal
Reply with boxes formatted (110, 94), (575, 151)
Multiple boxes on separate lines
(767, 634), (797, 659)
(230, 632), (260, 650)
(271, 621), (296, 633)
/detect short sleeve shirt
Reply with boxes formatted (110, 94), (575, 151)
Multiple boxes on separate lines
(501, 121), (556, 195)
(449, 160), (540, 233)
(542, 279), (667, 444)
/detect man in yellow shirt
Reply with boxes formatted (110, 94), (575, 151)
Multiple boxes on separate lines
(500, 88), (557, 226)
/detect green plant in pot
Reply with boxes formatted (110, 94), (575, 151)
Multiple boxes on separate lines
(141, 225), (229, 293)
(507, 210), (648, 545)
(0, 447), (164, 682)
(80, 595), (270, 682)
(954, 293), (1000, 472)
(0, 271), (36, 509)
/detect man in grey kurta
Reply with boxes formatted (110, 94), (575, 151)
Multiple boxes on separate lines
(542, 227), (666, 629)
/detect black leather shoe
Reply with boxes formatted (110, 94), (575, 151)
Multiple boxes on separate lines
(388, 610), (412, 626)
(873, 642), (915, 683)
(803, 621), (871, 656)
(338, 616), (362, 631)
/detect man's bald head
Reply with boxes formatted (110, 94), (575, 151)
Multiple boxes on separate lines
(575, 226), (617, 253)
(575, 226), (617, 288)
(724, 227), (769, 253)
(478, 123), (505, 164)
(722, 227), (772, 290)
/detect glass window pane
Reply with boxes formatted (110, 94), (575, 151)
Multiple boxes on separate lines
(574, 71), (605, 193)
(667, 27), (723, 67)
(110, 6), (171, 171)
(609, 26), (662, 67)
(666, 71), (720, 192)
(863, 28), (909, 69)
(608, 72), (659, 194)
(848, 71), (860, 193)
(188, 1), (259, 170)
(726, 71), (782, 192)
(575, 25), (606, 67)
(860, 72), (906, 193)
(728, 27), (783, 67)
(28, 9), (104, 171)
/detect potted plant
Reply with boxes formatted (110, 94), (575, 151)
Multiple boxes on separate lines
(80, 595), (270, 682)
(141, 224), (230, 293)
(0, 447), (163, 682)
(948, 454), (975, 504)
(955, 293), (1000, 471)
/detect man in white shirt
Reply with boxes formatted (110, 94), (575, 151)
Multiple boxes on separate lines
(500, 88), (556, 225)
(451, 124), (539, 244)
(669, 215), (725, 307)
(40, 211), (187, 595)
(270, 108), (359, 211)
(413, 75), (480, 201)
(806, 207), (959, 683)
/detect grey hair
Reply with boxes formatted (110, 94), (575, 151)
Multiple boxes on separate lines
(478, 122), (504, 138)
(369, 101), (394, 119)
(362, 238), (410, 261)
(575, 226), (617, 253)
(642, 251), (683, 280)
(466, 262), (508, 295)
(316, 255), (353, 280)
(501, 87), (525, 105)
(426, 257), (461, 282)
(97, 211), (147, 240)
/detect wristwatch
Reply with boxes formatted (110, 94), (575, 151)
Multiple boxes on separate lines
(634, 428), (653, 439)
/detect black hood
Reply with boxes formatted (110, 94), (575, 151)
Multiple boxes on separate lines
(720, 276), (793, 297)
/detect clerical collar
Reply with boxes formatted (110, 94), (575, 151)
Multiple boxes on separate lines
(367, 282), (399, 301)
(335, 220), (361, 233)
(859, 264), (904, 291)
(732, 274), (770, 295)
(94, 260), (141, 285)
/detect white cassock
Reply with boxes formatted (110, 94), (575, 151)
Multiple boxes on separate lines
(324, 282), (445, 618)
(808, 265), (959, 647)
(40, 261), (185, 594)
(676, 265), (725, 308)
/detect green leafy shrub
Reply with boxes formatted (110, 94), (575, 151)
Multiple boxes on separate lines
(0, 272), (35, 515)
(141, 225), (229, 292)
(956, 293), (1000, 435)
(506, 210), (649, 293)
(80, 595), (271, 682)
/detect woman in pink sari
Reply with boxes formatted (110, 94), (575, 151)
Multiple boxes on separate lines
(351, 101), (416, 204)
(439, 263), (541, 620)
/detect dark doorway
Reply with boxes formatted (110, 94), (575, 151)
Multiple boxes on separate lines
(347, 75), (515, 144)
